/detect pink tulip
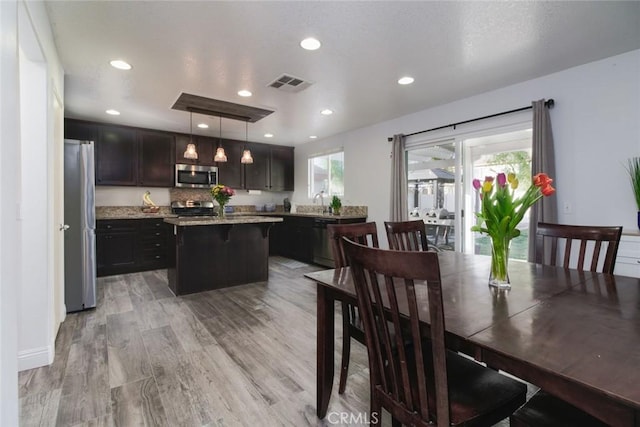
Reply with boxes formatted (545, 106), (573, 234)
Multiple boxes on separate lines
(497, 173), (507, 187)
(473, 179), (481, 190)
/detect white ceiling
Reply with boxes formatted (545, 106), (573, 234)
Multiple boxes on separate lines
(45, 1), (640, 146)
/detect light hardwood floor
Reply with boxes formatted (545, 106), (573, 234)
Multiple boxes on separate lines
(19, 257), (525, 426)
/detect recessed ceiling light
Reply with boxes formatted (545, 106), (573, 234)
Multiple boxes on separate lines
(197, 123), (209, 129)
(264, 133), (274, 138)
(300, 37), (321, 51)
(320, 109), (333, 115)
(238, 90), (252, 97)
(398, 76), (415, 85)
(105, 109), (120, 115)
(109, 60), (132, 70)
(309, 135), (318, 139)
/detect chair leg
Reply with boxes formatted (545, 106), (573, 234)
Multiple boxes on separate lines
(338, 304), (351, 394)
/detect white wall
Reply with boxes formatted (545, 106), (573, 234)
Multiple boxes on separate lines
(1, 0), (21, 423)
(1, 0), (63, 417)
(14, 0), (64, 372)
(293, 50), (640, 239)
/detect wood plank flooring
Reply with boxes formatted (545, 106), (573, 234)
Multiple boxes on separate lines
(19, 257), (527, 426)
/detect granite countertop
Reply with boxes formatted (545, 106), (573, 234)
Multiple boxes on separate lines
(96, 206), (176, 220)
(164, 216), (283, 226)
(245, 212), (368, 220)
(96, 206), (367, 221)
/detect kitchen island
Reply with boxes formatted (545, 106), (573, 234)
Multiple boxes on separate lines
(164, 216), (283, 295)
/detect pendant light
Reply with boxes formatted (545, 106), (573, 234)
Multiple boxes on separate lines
(241, 120), (254, 164)
(213, 116), (227, 162)
(183, 111), (198, 160)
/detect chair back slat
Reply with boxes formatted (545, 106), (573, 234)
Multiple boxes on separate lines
(344, 238), (448, 425)
(384, 220), (430, 252)
(536, 223), (622, 274)
(327, 222), (379, 268)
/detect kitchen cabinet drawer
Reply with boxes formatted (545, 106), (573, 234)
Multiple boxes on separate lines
(97, 218), (173, 276)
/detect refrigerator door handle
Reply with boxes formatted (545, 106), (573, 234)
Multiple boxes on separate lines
(60, 224), (70, 231)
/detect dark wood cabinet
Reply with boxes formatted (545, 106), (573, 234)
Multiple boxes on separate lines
(96, 126), (138, 185)
(64, 118), (98, 142)
(175, 134), (215, 166)
(138, 131), (175, 187)
(243, 143), (295, 191)
(269, 215), (366, 266)
(97, 218), (174, 276)
(96, 220), (138, 276)
(269, 216), (314, 263)
(65, 118), (294, 191)
(216, 139), (245, 188)
(270, 146), (294, 191)
(244, 142), (271, 190)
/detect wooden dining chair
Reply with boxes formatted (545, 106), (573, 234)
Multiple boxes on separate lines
(384, 220), (431, 252)
(510, 222), (623, 427)
(343, 238), (527, 426)
(534, 222), (623, 274)
(327, 221), (379, 394)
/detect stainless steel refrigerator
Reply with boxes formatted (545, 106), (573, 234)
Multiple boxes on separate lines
(64, 140), (97, 312)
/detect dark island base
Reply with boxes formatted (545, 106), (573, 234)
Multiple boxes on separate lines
(168, 222), (273, 296)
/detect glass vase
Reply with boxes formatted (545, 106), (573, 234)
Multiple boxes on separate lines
(489, 236), (511, 290)
(217, 202), (225, 218)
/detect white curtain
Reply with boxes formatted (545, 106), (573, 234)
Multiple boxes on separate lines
(390, 134), (408, 221)
(528, 99), (558, 262)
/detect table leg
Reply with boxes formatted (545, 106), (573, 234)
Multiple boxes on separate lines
(317, 283), (335, 418)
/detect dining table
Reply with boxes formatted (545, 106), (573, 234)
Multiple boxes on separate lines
(304, 251), (640, 427)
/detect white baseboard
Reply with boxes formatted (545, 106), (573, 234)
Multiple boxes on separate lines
(18, 344), (54, 371)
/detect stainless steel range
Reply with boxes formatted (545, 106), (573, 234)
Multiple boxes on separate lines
(171, 200), (215, 217)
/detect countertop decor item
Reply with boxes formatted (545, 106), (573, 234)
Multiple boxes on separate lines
(471, 172), (556, 290)
(211, 184), (235, 217)
(329, 195), (342, 215)
(625, 157), (640, 229)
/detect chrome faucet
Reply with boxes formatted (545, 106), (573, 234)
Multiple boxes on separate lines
(313, 190), (326, 213)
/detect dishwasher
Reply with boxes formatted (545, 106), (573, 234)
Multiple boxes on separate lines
(312, 217), (338, 268)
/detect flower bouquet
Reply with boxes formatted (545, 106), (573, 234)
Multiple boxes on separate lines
(471, 172), (555, 289)
(211, 184), (235, 217)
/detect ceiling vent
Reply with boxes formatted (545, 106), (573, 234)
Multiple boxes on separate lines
(268, 74), (313, 93)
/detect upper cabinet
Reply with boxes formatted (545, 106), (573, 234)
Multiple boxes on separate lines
(244, 142), (271, 190)
(270, 145), (294, 191)
(65, 118), (293, 191)
(96, 125), (138, 186)
(244, 143), (294, 192)
(175, 134), (214, 166)
(138, 130), (175, 187)
(216, 140), (245, 189)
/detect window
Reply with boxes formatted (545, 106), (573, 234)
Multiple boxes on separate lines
(308, 151), (344, 197)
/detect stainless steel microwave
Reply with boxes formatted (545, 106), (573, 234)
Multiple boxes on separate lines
(175, 164), (218, 188)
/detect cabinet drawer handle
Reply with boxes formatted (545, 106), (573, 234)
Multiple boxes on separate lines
(155, 255), (161, 259)
(155, 223), (161, 227)
(106, 225), (112, 229)
(155, 243), (161, 247)
(155, 232), (161, 236)
(637, 260), (640, 264)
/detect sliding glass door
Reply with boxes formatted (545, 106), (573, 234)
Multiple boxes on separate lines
(407, 140), (458, 251)
(462, 129), (533, 259)
(406, 127), (532, 257)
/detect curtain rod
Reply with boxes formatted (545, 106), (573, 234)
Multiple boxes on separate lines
(387, 98), (554, 142)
